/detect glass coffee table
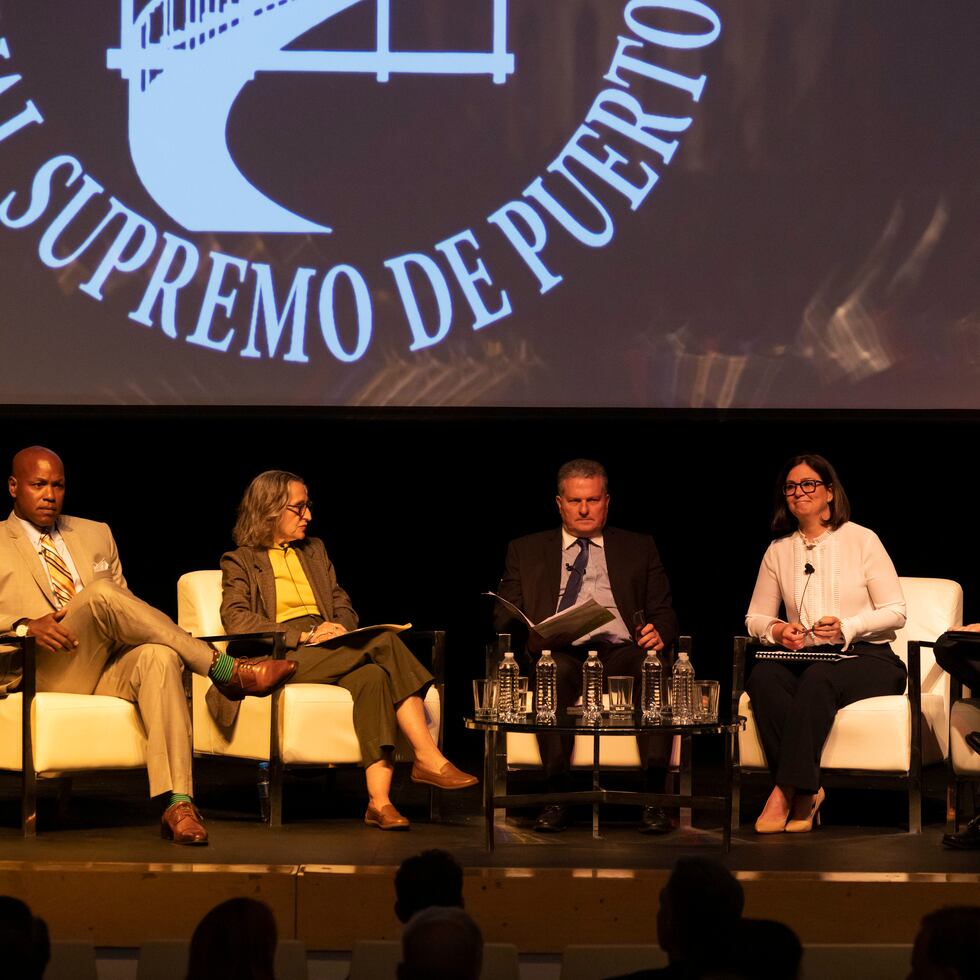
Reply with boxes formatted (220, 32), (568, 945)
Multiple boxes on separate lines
(464, 711), (745, 852)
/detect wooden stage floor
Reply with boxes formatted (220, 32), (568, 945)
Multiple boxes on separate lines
(2, 762), (980, 951)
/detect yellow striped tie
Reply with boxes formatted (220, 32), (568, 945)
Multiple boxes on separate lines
(39, 532), (76, 607)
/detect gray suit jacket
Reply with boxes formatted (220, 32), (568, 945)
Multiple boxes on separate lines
(219, 537), (358, 650)
(0, 511), (126, 692)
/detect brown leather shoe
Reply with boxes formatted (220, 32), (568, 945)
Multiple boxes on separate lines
(364, 803), (410, 830)
(410, 760), (478, 790)
(161, 802), (209, 845)
(214, 657), (298, 701)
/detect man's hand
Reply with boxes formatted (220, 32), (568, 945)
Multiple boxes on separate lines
(955, 623), (980, 633)
(637, 623), (664, 652)
(772, 622), (806, 651)
(306, 621), (349, 644)
(25, 609), (79, 653)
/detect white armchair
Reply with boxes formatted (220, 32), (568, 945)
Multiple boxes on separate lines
(176, 570), (443, 825)
(732, 577), (963, 833)
(0, 635), (149, 837)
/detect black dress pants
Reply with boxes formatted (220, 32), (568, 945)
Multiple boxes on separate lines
(536, 642), (670, 788)
(745, 644), (907, 793)
(935, 631), (980, 691)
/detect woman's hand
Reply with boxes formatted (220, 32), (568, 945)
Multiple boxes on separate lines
(306, 621), (349, 644)
(772, 622), (806, 651)
(811, 616), (843, 644)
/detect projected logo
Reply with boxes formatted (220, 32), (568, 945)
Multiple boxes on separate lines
(106, 0), (514, 233)
(0, 1), (722, 385)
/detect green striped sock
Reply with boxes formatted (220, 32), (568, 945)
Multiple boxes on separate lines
(167, 793), (192, 809)
(209, 651), (235, 684)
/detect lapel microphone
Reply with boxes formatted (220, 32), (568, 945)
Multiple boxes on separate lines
(804, 562), (814, 575)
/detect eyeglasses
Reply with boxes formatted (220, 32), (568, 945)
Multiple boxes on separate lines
(782, 480), (825, 496)
(285, 500), (312, 517)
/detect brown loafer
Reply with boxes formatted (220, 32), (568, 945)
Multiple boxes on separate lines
(364, 803), (410, 830)
(410, 760), (478, 790)
(214, 657), (298, 701)
(161, 802), (209, 845)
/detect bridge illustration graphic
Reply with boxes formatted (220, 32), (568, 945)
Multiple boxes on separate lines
(107, 0), (514, 233)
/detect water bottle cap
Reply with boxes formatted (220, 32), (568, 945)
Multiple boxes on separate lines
(678, 652), (690, 661)
(503, 651), (515, 660)
(587, 649), (598, 658)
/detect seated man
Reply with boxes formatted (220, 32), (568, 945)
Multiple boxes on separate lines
(936, 627), (980, 849)
(494, 458), (679, 834)
(909, 906), (980, 980)
(0, 446), (297, 844)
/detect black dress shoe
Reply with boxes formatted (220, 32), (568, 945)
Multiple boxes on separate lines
(534, 804), (571, 833)
(943, 814), (980, 850)
(966, 731), (980, 755)
(639, 805), (672, 835)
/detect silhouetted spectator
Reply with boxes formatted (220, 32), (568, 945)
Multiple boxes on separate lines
(909, 906), (980, 980)
(0, 896), (50, 980)
(398, 906), (482, 980)
(185, 897), (277, 980)
(395, 849), (465, 923)
(728, 918), (802, 980)
(607, 857), (745, 979)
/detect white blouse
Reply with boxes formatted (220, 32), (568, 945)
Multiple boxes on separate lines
(745, 521), (906, 650)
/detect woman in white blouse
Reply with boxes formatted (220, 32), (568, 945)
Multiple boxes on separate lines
(745, 454), (907, 834)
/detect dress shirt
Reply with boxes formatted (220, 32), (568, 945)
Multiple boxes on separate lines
(15, 514), (83, 595)
(745, 521), (906, 650)
(558, 529), (631, 644)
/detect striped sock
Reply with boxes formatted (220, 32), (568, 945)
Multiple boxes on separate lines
(167, 793), (192, 809)
(208, 652), (235, 684)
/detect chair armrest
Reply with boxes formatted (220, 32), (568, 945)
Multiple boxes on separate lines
(401, 629), (446, 689)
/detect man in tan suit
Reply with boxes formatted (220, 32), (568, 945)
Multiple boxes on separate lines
(0, 446), (297, 844)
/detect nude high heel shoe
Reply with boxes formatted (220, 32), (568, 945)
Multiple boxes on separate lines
(785, 787), (825, 833)
(754, 810), (789, 834)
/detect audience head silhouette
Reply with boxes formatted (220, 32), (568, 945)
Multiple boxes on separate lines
(395, 848), (465, 923)
(657, 858), (744, 971)
(398, 906), (482, 980)
(185, 897), (277, 980)
(0, 896), (49, 980)
(728, 918), (802, 980)
(909, 906), (980, 980)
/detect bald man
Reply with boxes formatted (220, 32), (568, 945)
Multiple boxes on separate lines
(0, 447), (297, 844)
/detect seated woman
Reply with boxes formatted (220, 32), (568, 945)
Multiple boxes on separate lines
(745, 454), (907, 834)
(220, 470), (477, 830)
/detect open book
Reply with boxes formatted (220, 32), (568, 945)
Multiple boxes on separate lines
(485, 592), (614, 651)
(307, 623), (411, 646)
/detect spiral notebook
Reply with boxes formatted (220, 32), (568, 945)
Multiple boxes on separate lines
(754, 648), (855, 663)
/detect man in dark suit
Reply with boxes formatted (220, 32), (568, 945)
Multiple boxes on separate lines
(494, 459), (679, 833)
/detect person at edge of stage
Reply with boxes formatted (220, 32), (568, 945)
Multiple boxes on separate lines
(935, 624), (980, 848)
(0, 446), (298, 845)
(493, 458), (679, 834)
(218, 469), (478, 831)
(745, 453), (907, 834)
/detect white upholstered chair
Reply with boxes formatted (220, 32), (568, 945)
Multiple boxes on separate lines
(176, 570), (443, 825)
(0, 635), (149, 837)
(732, 576), (963, 832)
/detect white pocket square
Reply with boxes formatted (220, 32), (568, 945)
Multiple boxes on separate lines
(92, 559), (110, 573)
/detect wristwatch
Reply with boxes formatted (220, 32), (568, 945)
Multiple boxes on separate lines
(14, 622), (29, 638)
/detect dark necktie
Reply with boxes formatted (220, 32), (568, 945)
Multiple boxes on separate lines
(557, 538), (590, 611)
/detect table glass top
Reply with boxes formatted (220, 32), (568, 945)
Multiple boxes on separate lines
(464, 712), (745, 736)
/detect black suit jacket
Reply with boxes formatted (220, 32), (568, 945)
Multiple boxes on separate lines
(493, 526), (679, 653)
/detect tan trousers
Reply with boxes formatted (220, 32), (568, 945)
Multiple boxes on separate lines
(37, 578), (214, 798)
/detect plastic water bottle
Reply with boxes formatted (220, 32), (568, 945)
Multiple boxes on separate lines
(535, 650), (558, 724)
(582, 650), (604, 725)
(641, 649), (663, 724)
(497, 650), (521, 723)
(672, 651), (696, 725)
(258, 761), (271, 821)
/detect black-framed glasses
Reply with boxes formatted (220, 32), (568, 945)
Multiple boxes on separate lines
(286, 500), (312, 517)
(782, 480), (825, 496)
